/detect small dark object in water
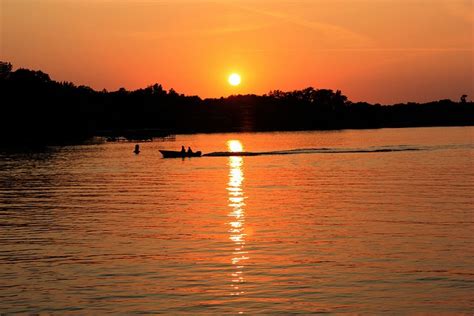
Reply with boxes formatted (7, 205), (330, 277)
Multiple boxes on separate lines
(134, 144), (140, 154)
(160, 150), (202, 158)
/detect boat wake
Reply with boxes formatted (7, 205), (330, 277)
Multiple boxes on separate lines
(203, 146), (423, 157)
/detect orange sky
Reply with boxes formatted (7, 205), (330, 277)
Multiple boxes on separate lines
(1, 0), (472, 103)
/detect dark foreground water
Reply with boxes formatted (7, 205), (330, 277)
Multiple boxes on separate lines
(0, 127), (473, 314)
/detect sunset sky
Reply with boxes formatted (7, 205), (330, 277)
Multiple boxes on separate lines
(1, 0), (472, 103)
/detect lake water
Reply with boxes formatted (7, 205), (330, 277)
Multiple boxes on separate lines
(0, 127), (473, 314)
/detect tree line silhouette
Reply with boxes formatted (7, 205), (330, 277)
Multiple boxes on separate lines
(1, 61), (472, 145)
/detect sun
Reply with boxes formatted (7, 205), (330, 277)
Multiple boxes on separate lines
(228, 73), (241, 86)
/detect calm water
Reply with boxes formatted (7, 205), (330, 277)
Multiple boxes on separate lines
(0, 127), (473, 314)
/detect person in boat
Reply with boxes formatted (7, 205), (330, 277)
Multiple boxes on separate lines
(181, 146), (186, 154)
(133, 144), (140, 154)
(187, 147), (193, 155)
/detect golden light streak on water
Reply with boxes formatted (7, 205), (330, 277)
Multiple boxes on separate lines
(227, 140), (248, 297)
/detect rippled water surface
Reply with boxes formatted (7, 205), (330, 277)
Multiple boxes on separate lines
(1, 127), (473, 313)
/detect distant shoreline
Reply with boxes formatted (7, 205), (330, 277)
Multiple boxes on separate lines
(94, 124), (474, 145)
(1, 62), (473, 146)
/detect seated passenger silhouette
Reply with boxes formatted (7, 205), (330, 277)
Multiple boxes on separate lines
(187, 147), (193, 154)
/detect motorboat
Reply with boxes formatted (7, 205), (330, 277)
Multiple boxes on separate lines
(159, 150), (202, 158)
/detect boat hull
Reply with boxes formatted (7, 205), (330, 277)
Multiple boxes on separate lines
(159, 150), (202, 158)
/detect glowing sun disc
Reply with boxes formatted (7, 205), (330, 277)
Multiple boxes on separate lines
(228, 73), (241, 86)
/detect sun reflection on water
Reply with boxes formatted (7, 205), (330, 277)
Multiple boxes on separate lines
(227, 140), (248, 296)
(228, 140), (243, 153)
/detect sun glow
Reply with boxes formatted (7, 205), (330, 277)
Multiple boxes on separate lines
(228, 73), (241, 86)
(227, 140), (243, 153)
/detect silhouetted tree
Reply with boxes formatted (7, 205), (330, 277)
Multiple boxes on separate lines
(0, 61), (12, 79)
